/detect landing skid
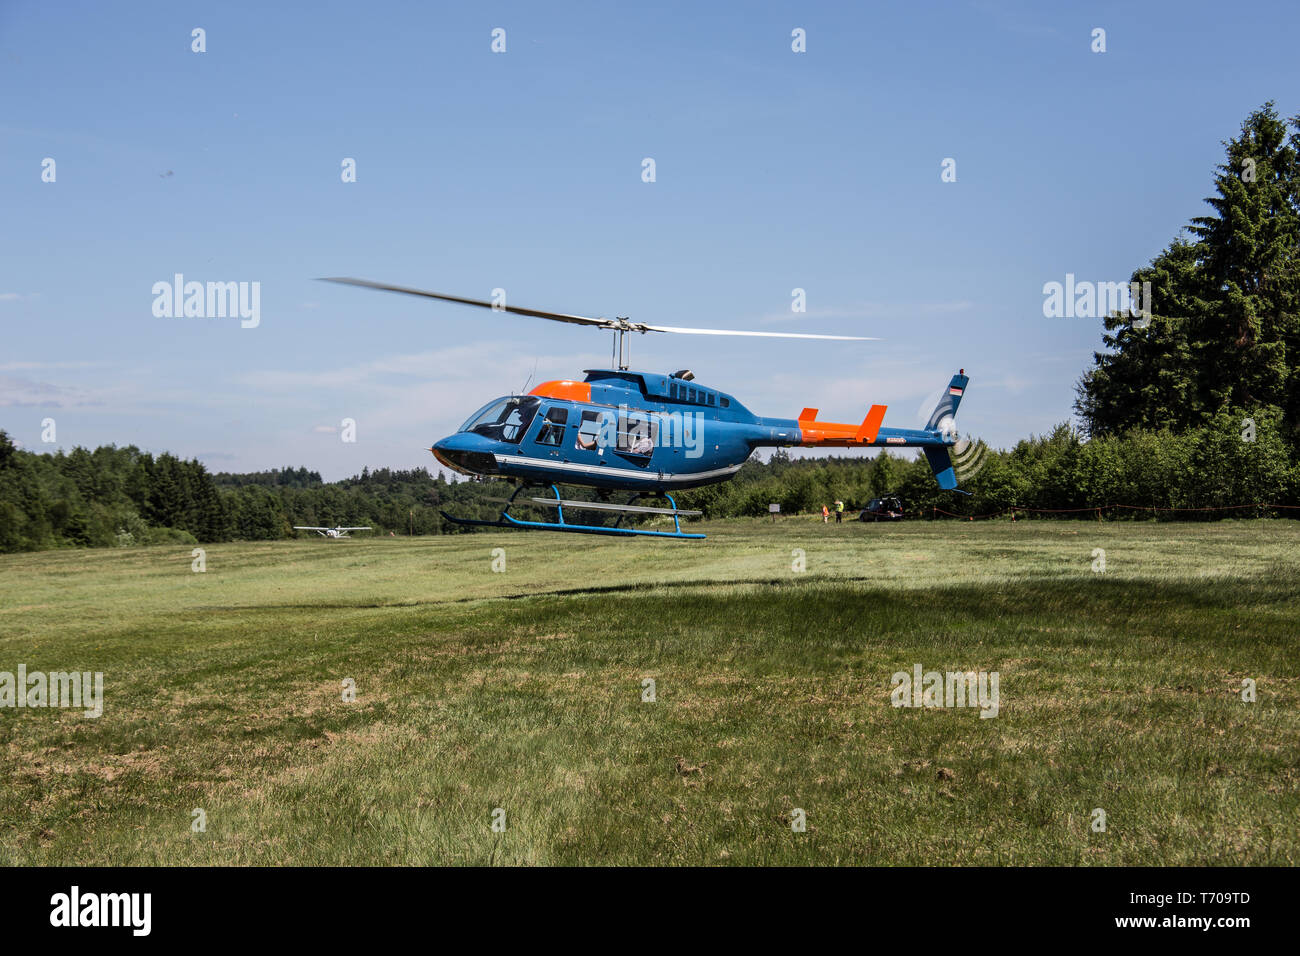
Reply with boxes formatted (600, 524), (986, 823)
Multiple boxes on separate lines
(440, 484), (705, 539)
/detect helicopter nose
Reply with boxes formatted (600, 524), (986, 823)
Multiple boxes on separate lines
(430, 435), (500, 476)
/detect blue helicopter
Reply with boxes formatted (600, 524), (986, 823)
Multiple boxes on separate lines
(323, 278), (969, 539)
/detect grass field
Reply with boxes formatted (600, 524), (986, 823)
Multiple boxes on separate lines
(1, 518), (1297, 865)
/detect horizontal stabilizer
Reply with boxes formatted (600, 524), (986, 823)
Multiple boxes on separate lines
(856, 405), (888, 443)
(796, 404), (889, 447)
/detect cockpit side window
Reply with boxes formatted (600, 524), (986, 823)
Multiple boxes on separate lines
(536, 406), (568, 446)
(459, 396), (540, 444)
(459, 399), (502, 433)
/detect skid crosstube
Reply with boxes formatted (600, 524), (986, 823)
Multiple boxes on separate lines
(439, 484), (705, 539)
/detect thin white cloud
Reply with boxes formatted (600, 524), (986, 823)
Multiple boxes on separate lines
(0, 374), (102, 408)
(0, 360), (107, 371)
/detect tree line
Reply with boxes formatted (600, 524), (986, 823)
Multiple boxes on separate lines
(0, 439), (521, 552)
(678, 413), (1298, 520)
(2, 413), (1296, 553)
(2, 103), (1297, 551)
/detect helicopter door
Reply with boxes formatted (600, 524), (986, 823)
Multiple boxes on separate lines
(535, 406), (569, 447)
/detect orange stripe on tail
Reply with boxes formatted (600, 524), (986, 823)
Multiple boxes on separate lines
(797, 405), (889, 447)
(856, 404), (887, 443)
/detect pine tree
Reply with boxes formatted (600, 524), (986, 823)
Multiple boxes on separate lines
(1076, 103), (1300, 448)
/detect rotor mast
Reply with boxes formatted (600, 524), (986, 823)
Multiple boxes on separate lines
(612, 320), (633, 370)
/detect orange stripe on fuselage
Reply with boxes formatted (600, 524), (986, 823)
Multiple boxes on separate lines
(530, 380), (592, 403)
(798, 404), (888, 447)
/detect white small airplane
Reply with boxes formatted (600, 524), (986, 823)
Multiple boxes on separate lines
(293, 525), (372, 538)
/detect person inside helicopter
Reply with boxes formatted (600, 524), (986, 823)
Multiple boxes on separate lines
(575, 410), (603, 451)
(459, 396), (540, 444)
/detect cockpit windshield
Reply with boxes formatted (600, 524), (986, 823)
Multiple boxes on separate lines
(458, 395), (540, 444)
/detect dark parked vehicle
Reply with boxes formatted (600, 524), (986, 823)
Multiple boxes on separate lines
(858, 496), (905, 521)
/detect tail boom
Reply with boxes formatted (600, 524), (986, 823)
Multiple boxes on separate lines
(775, 370), (971, 489)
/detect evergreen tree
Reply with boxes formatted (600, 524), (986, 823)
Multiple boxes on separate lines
(1076, 104), (1300, 448)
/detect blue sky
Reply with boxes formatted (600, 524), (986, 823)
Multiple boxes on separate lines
(2, 0), (1297, 480)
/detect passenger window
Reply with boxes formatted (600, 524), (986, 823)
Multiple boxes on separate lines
(536, 407), (568, 446)
(617, 412), (657, 459)
(575, 410), (605, 451)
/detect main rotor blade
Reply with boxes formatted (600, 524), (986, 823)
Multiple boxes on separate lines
(319, 277), (616, 329)
(321, 277), (878, 340)
(644, 324), (877, 341)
